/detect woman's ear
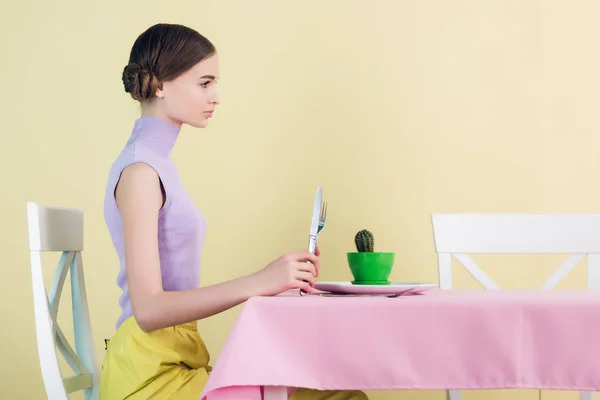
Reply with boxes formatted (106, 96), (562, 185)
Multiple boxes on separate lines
(155, 82), (165, 99)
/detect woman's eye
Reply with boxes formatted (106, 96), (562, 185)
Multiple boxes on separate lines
(200, 81), (210, 88)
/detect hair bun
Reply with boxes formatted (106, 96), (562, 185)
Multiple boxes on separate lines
(122, 63), (159, 101)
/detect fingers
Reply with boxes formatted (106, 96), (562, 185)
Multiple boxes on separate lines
(315, 246), (321, 256)
(292, 250), (320, 267)
(295, 271), (316, 286)
(281, 250), (321, 276)
(296, 280), (313, 293)
(296, 261), (317, 276)
(282, 250), (321, 277)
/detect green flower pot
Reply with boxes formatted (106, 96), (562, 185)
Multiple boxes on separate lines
(347, 252), (395, 285)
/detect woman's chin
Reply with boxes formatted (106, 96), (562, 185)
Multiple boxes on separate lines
(187, 118), (210, 129)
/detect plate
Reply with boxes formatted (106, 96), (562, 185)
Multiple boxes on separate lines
(313, 281), (437, 295)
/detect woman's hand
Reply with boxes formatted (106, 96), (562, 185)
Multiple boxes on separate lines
(252, 249), (321, 296)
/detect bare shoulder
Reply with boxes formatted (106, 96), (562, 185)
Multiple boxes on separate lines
(115, 162), (163, 212)
(120, 162), (161, 185)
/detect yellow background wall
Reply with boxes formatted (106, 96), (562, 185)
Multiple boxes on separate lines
(2, 1), (599, 399)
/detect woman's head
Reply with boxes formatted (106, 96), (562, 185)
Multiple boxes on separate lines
(122, 23), (220, 128)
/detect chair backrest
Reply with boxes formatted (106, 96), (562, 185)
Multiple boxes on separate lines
(431, 213), (600, 290)
(26, 202), (100, 400)
(431, 214), (600, 400)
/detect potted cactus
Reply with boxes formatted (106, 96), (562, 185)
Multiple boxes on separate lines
(347, 229), (395, 285)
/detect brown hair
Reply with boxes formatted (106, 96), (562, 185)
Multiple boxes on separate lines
(122, 23), (216, 102)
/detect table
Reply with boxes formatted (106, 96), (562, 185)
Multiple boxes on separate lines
(200, 289), (600, 400)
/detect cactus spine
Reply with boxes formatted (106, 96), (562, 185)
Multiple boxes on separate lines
(354, 229), (374, 252)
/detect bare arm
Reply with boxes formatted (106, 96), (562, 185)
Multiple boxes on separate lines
(116, 163), (319, 332)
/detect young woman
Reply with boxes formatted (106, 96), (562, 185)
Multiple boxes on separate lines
(98, 23), (368, 400)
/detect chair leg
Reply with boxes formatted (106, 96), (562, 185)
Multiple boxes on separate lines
(446, 390), (462, 400)
(264, 386), (288, 400)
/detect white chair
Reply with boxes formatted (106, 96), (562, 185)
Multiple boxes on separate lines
(26, 202), (100, 399)
(431, 213), (600, 400)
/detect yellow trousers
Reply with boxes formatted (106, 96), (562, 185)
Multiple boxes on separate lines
(99, 317), (367, 400)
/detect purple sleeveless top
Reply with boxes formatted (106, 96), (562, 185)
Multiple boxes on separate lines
(104, 117), (207, 330)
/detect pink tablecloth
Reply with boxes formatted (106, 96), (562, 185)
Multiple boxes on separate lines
(200, 289), (600, 400)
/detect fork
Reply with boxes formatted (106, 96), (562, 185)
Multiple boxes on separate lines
(316, 201), (327, 246)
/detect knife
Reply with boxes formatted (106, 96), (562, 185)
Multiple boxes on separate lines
(301, 186), (322, 295)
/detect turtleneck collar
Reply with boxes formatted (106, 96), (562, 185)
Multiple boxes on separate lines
(128, 116), (181, 158)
